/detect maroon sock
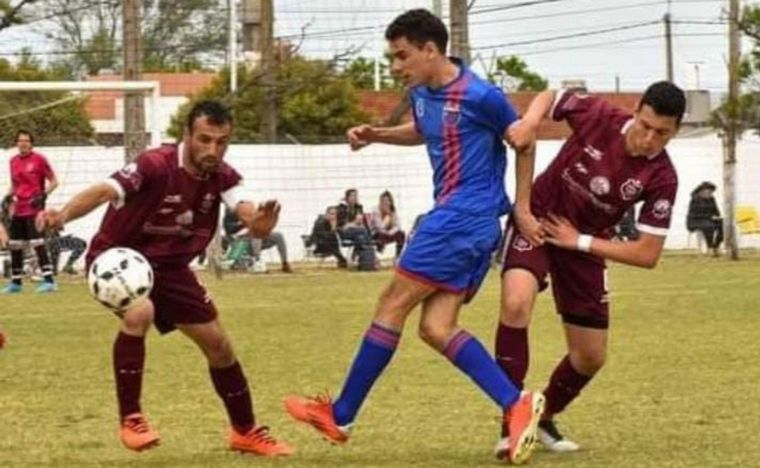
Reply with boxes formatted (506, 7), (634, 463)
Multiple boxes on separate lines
(494, 323), (529, 389)
(113, 332), (145, 419)
(542, 355), (593, 419)
(210, 361), (254, 433)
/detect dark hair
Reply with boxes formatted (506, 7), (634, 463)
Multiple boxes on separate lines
(385, 9), (448, 54)
(344, 188), (357, 200)
(379, 190), (396, 214)
(186, 100), (233, 132)
(639, 81), (686, 125)
(15, 129), (33, 144)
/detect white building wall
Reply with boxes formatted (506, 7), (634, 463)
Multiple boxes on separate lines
(1, 134), (758, 263)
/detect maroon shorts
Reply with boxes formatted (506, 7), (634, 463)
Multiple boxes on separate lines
(149, 268), (218, 334)
(500, 222), (610, 329)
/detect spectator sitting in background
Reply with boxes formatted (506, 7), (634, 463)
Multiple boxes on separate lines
(47, 229), (88, 275)
(223, 208), (292, 273)
(369, 190), (406, 260)
(306, 206), (348, 268)
(336, 188), (372, 250)
(686, 181), (723, 256)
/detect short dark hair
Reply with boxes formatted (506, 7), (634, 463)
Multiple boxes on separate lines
(639, 81), (686, 125)
(186, 100), (233, 132)
(15, 129), (33, 144)
(385, 9), (448, 54)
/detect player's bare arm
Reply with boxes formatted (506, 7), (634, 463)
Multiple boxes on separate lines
(0, 223), (8, 248)
(36, 182), (119, 231)
(45, 174), (59, 195)
(347, 122), (423, 151)
(543, 213), (665, 268)
(511, 142), (543, 246)
(236, 200), (281, 238)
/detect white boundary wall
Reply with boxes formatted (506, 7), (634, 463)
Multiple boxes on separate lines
(1, 134), (759, 262)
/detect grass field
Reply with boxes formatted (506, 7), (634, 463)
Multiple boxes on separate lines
(1, 252), (759, 467)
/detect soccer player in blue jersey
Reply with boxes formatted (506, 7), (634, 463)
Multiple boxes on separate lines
(285, 9), (544, 464)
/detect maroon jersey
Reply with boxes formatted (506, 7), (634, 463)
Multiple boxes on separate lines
(9, 151), (54, 217)
(531, 90), (678, 237)
(88, 144), (242, 268)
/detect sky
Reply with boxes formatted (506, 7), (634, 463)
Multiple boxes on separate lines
(0, 0), (755, 94)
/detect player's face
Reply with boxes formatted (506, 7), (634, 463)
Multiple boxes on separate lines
(186, 116), (232, 173)
(380, 195), (391, 212)
(16, 134), (32, 154)
(388, 37), (437, 87)
(627, 104), (679, 156)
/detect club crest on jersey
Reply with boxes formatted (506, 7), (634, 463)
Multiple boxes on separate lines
(175, 210), (193, 226)
(653, 199), (671, 219)
(512, 234), (533, 252)
(200, 193), (215, 214)
(583, 145), (603, 161)
(620, 178), (643, 201)
(443, 102), (461, 125)
(415, 99), (425, 119)
(589, 176), (610, 196)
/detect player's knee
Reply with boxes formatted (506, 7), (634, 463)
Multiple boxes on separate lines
(416, 321), (451, 350)
(121, 301), (154, 335)
(500, 294), (532, 325)
(203, 334), (235, 367)
(570, 349), (606, 375)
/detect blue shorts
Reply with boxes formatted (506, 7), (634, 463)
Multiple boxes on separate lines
(397, 208), (501, 302)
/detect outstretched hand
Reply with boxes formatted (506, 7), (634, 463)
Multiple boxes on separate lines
(347, 124), (376, 151)
(248, 200), (281, 238)
(35, 209), (66, 233)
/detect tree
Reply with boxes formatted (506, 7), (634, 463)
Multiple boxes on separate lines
(489, 55), (548, 92)
(0, 52), (94, 146)
(0, 0), (38, 32)
(168, 55), (369, 143)
(39, 0), (226, 76)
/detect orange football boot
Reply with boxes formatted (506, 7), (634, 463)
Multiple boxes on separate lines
(229, 425), (295, 456)
(119, 413), (160, 451)
(284, 393), (350, 444)
(503, 391), (545, 465)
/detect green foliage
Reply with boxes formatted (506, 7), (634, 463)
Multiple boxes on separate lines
(0, 52), (93, 146)
(489, 55), (548, 92)
(168, 56), (370, 143)
(1, 253), (760, 466)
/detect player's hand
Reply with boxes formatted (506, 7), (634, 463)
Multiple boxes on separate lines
(249, 200), (280, 238)
(542, 213), (580, 250)
(506, 120), (538, 152)
(35, 209), (66, 233)
(0, 227), (8, 248)
(513, 204), (544, 246)
(347, 124), (376, 151)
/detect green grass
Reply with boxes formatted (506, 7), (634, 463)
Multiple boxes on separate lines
(1, 252), (759, 467)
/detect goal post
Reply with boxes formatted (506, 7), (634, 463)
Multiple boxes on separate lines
(0, 80), (163, 148)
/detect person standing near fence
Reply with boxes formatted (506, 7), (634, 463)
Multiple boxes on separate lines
(2, 130), (58, 293)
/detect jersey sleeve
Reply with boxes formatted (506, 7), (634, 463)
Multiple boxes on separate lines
(551, 89), (607, 134)
(41, 156), (55, 180)
(477, 87), (519, 135)
(637, 177), (678, 237)
(220, 166), (244, 210)
(105, 153), (163, 209)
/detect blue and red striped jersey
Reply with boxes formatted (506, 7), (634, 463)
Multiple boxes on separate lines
(410, 59), (518, 217)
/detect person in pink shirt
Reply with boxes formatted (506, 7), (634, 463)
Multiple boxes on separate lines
(3, 130), (59, 293)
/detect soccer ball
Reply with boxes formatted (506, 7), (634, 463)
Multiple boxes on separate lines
(87, 247), (154, 314)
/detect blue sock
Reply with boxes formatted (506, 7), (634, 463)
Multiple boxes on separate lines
(333, 322), (400, 426)
(444, 330), (520, 409)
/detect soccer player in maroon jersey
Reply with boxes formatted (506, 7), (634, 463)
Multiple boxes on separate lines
(495, 82), (686, 453)
(2, 130), (59, 294)
(36, 101), (294, 456)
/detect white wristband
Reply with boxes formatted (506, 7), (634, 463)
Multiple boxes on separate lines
(577, 234), (593, 252)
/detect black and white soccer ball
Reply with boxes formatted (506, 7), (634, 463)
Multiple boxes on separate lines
(87, 247), (154, 314)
